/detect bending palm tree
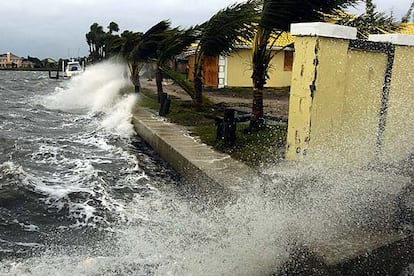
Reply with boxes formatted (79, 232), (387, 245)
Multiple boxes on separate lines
(193, 1), (257, 107)
(154, 26), (198, 102)
(117, 21), (170, 92)
(249, 0), (358, 130)
(114, 30), (143, 91)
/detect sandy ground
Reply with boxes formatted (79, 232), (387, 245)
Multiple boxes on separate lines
(141, 79), (289, 120)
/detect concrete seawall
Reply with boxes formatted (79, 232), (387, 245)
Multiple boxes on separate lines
(132, 107), (259, 200)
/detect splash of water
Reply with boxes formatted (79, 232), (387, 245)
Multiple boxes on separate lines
(39, 60), (136, 138)
(100, 93), (138, 138)
(1, 159), (410, 276)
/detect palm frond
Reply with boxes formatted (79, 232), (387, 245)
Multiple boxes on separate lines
(260, 0), (359, 31)
(157, 26), (199, 65)
(321, 8), (400, 39)
(199, 0), (259, 57)
(401, 0), (414, 23)
(130, 20), (171, 61)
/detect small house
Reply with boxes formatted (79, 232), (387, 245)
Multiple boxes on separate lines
(185, 32), (295, 88)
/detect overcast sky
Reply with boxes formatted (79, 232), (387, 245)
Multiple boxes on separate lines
(0, 0), (412, 60)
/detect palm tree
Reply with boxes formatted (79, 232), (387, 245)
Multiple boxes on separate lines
(119, 21), (170, 92)
(86, 21), (123, 62)
(86, 23), (106, 62)
(104, 22), (122, 59)
(107, 21), (120, 34)
(192, 1), (258, 107)
(86, 32), (92, 55)
(154, 26), (198, 102)
(249, 0), (358, 130)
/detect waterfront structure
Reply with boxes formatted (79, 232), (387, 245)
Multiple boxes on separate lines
(0, 52), (23, 68)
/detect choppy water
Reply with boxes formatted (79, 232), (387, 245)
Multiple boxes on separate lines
(0, 65), (194, 274)
(0, 62), (412, 276)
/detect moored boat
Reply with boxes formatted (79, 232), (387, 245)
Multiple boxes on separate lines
(64, 60), (83, 77)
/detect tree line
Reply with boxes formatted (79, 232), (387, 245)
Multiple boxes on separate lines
(85, 0), (411, 131)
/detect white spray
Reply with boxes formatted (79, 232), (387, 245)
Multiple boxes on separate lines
(40, 60), (137, 138)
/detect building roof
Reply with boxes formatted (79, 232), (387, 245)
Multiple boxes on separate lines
(399, 23), (414, 35)
(267, 31), (295, 47)
(183, 31), (295, 57)
(42, 58), (57, 63)
(233, 30), (294, 49)
(0, 52), (23, 59)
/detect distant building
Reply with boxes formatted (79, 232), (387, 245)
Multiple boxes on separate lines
(42, 58), (57, 64)
(21, 59), (35, 68)
(0, 52), (23, 68)
(42, 58), (58, 68)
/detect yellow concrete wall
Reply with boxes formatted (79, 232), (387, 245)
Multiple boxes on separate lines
(339, 50), (387, 165)
(306, 38), (350, 163)
(286, 23), (414, 168)
(286, 36), (393, 167)
(285, 36), (318, 160)
(382, 46), (414, 162)
(226, 48), (292, 87)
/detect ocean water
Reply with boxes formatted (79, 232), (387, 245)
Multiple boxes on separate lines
(0, 64), (192, 275)
(0, 62), (412, 276)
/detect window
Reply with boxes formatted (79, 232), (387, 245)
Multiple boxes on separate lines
(284, 51), (294, 71)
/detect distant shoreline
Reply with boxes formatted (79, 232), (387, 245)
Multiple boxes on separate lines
(0, 68), (59, 72)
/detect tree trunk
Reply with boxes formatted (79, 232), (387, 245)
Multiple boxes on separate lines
(194, 53), (203, 107)
(131, 74), (141, 93)
(250, 67), (265, 130)
(194, 74), (203, 107)
(250, 87), (264, 130)
(134, 84), (140, 93)
(155, 67), (164, 103)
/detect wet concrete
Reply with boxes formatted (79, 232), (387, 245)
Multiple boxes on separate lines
(275, 234), (414, 275)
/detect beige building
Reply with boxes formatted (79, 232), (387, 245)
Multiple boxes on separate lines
(220, 46), (293, 88)
(0, 52), (23, 68)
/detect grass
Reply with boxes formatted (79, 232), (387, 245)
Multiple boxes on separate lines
(220, 122), (287, 166)
(138, 87), (287, 168)
(204, 86), (290, 97)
